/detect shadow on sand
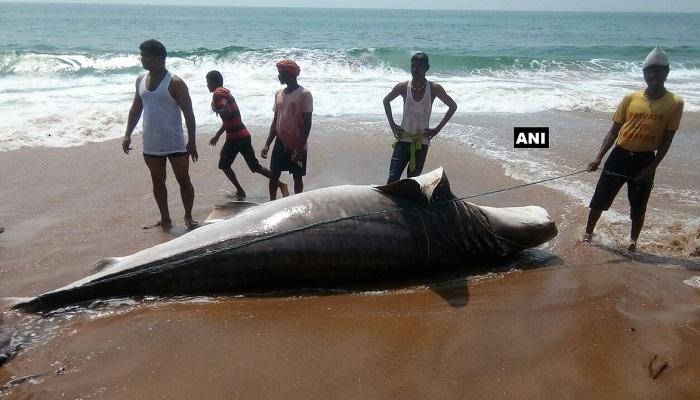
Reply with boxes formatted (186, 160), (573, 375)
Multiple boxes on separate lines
(593, 243), (700, 271)
(425, 248), (563, 308)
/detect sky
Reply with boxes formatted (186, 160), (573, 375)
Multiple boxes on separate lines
(2, 0), (700, 12)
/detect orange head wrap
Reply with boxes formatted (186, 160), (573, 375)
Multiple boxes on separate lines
(276, 59), (301, 77)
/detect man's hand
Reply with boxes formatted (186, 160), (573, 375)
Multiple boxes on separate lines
(633, 166), (655, 184)
(261, 145), (269, 159)
(187, 141), (198, 163)
(209, 135), (220, 146)
(122, 136), (132, 154)
(291, 149), (306, 163)
(587, 159), (601, 172)
(423, 127), (439, 140)
(390, 122), (402, 139)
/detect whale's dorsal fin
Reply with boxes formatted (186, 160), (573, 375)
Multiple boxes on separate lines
(375, 167), (454, 203)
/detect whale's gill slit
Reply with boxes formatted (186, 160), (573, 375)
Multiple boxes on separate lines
(415, 209), (431, 269)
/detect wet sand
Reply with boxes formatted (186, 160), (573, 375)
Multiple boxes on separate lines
(0, 116), (699, 399)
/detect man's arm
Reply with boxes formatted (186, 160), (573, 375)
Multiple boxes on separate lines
(171, 76), (198, 162)
(122, 76), (144, 154)
(261, 112), (278, 159)
(425, 83), (457, 139)
(383, 82), (405, 138)
(587, 122), (622, 171)
(210, 125), (226, 146)
(634, 129), (676, 183)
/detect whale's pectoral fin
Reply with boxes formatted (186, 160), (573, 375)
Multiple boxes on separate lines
(204, 201), (261, 225)
(0, 298), (33, 312)
(375, 167), (455, 203)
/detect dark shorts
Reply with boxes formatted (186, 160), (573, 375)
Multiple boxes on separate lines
(219, 137), (262, 172)
(270, 138), (307, 176)
(143, 151), (188, 159)
(387, 141), (429, 184)
(589, 146), (656, 220)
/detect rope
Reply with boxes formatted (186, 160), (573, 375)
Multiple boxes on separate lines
(458, 169), (588, 200)
(457, 168), (636, 200)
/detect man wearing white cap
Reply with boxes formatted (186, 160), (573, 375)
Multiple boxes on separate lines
(584, 46), (684, 251)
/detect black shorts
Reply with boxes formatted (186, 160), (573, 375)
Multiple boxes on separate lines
(270, 138), (307, 176)
(219, 137), (262, 172)
(589, 146), (655, 220)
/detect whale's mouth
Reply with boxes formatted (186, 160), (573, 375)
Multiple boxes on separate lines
(475, 205), (558, 249)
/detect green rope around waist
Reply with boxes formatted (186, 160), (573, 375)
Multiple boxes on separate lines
(392, 130), (424, 172)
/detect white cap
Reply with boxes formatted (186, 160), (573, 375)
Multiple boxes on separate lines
(642, 46), (669, 69)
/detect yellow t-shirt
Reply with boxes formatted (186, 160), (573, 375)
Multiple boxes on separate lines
(614, 90), (684, 152)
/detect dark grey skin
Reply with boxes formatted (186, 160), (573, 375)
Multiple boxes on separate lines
(14, 168), (557, 313)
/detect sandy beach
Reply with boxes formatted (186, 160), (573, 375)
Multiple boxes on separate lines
(0, 111), (698, 399)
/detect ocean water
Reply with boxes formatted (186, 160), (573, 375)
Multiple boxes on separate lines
(0, 3), (698, 150)
(1, 3), (698, 257)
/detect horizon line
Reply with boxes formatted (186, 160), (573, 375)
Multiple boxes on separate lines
(2, 1), (699, 14)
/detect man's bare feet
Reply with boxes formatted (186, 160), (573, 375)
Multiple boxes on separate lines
(279, 182), (290, 197)
(185, 217), (199, 230)
(226, 191), (246, 200)
(628, 241), (637, 252)
(142, 220), (172, 230)
(582, 232), (592, 243)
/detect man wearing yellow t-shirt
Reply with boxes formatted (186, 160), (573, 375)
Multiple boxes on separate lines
(584, 46), (684, 251)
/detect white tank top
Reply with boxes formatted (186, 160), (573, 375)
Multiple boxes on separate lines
(138, 71), (186, 155)
(400, 79), (432, 146)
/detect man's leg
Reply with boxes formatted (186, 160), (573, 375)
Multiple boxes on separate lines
(585, 148), (626, 242)
(242, 138), (289, 197)
(269, 169), (282, 200)
(387, 142), (410, 184)
(407, 145), (429, 178)
(268, 139), (289, 200)
(169, 154), (196, 228)
(629, 216), (645, 251)
(221, 167), (246, 198)
(143, 154), (171, 228)
(627, 177), (654, 251)
(292, 173), (303, 194)
(253, 165), (289, 197)
(219, 141), (246, 198)
(583, 209), (603, 242)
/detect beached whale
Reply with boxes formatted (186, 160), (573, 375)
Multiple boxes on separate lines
(14, 168), (557, 313)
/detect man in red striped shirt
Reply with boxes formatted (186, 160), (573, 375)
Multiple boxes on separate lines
(207, 71), (288, 200)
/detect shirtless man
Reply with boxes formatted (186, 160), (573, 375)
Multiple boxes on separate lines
(122, 39), (198, 230)
(383, 52), (457, 183)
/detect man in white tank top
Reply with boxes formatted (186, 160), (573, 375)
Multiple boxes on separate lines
(122, 40), (199, 230)
(383, 52), (457, 183)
